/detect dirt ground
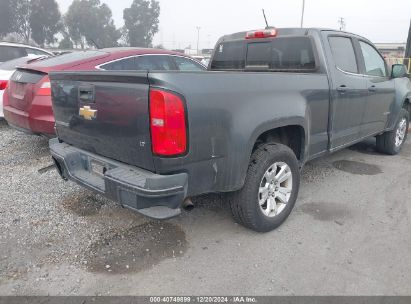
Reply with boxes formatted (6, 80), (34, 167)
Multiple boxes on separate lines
(0, 119), (410, 295)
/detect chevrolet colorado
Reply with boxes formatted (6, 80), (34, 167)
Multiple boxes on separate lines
(48, 28), (411, 232)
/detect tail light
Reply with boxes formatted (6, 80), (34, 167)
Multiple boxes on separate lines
(0, 80), (8, 90)
(246, 28), (277, 39)
(149, 88), (187, 156)
(36, 76), (51, 96)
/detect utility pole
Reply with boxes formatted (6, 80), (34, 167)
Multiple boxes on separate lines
(196, 26), (201, 55)
(300, 0), (305, 28)
(338, 17), (346, 31)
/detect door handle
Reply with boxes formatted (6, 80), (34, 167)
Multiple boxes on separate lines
(368, 85), (377, 92)
(78, 85), (95, 103)
(337, 85), (347, 93)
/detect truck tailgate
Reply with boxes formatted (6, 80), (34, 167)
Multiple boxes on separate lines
(49, 71), (154, 171)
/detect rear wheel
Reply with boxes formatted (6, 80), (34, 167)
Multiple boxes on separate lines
(229, 143), (300, 232)
(376, 109), (409, 155)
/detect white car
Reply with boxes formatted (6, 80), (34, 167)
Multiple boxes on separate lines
(0, 55), (49, 118)
(0, 42), (53, 64)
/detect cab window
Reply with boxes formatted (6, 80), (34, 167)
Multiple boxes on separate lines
(246, 42), (271, 69)
(359, 41), (387, 77)
(210, 41), (245, 70)
(329, 36), (358, 73)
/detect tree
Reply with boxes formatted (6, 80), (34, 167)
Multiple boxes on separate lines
(58, 34), (74, 49)
(29, 0), (62, 47)
(13, 0), (32, 43)
(123, 0), (160, 47)
(65, 0), (120, 49)
(0, 0), (15, 38)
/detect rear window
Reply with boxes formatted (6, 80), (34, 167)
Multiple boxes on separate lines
(0, 46), (27, 62)
(31, 50), (107, 67)
(246, 42), (271, 69)
(210, 41), (245, 70)
(211, 36), (316, 71)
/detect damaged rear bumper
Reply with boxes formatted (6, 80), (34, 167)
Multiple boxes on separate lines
(49, 138), (187, 219)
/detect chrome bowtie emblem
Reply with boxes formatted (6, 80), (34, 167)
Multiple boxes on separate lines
(79, 106), (97, 120)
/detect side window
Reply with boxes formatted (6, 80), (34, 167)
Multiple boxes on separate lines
(173, 56), (205, 71)
(359, 41), (387, 77)
(329, 37), (358, 73)
(135, 55), (173, 70)
(0, 46), (27, 62)
(99, 57), (135, 70)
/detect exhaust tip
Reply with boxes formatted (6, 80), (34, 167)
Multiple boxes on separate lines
(182, 198), (194, 211)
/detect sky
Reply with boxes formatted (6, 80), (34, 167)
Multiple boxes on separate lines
(57, 0), (411, 49)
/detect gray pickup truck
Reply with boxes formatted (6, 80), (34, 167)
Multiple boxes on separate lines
(49, 28), (411, 232)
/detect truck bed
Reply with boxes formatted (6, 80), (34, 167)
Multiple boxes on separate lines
(50, 70), (330, 194)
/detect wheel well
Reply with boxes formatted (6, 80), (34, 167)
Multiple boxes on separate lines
(253, 125), (305, 160)
(403, 98), (411, 115)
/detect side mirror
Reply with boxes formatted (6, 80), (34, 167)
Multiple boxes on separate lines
(391, 64), (409, 79)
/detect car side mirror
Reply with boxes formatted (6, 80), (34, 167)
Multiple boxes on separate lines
(391, 64), (409, 79)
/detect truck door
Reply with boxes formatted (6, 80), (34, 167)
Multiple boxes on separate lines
(325, 35), (368, 149)
(357, 40), (395, 136)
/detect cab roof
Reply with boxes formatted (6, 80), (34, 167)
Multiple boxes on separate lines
(218, 27), (370, 43)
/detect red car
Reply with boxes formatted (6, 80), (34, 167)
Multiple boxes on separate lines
(3, 48), (206, 136)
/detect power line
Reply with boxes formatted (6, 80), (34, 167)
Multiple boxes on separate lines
(338, 17), (346, 31)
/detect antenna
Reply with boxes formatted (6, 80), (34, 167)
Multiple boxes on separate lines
(262, 9), (269, 29)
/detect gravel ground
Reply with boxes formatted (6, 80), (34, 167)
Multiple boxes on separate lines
(0, 119), (410, 295)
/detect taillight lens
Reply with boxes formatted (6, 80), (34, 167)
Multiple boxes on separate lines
(36, 76), (51, 96)
(149, 88), (187, 156)
(0, 80), (8, 90)
(246, 28), (277, 39)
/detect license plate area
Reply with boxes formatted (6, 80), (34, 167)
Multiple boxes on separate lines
(89, 159), (108, 177)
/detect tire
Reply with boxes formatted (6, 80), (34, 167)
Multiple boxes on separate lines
(376, 108), (409, 155)
(229, 143), (300, 232)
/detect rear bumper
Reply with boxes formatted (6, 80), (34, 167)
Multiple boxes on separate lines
(4, 105), (55, 135)
(3, 95), (55, 135)
(49, 138), (188, 219)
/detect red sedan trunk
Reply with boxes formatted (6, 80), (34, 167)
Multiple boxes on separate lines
(3, 50), (110, 136)
(3, 48), (203, 136)
(4, 72), (53, 134)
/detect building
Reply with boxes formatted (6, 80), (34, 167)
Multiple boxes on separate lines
(374, 43), (406, 58)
